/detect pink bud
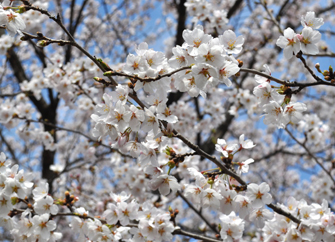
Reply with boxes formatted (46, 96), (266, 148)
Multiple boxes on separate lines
(296, 34), (303, 42)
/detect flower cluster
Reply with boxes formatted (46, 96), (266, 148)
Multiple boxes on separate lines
(171, 25), (242, 97)
(0, 153), (62, 241)
(276, 12), (323, 59)
(184, 171), (274, 241)
(184, 0), (229, 32)
(262, 198), (335, 241)
(0, 0), (334, 241)
(253, 65), (307, 128)
(0, 3), (26, 36)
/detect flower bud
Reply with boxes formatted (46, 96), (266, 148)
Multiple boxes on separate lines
(207, 177), (214, 185)
(128, 82), (134, 89)
(17, 5), (27, 14)
(167, 160), (176, 169)
(315, 63), (321, 73)
(93, 77), (103, 82)
(237, 59), (243, 67)
(323, 70), (329, 76)
(103, 71), (114, 76)
(164, 147), (176, 157)
(37, 40), (49, 47)
(296, 34), (303, 42)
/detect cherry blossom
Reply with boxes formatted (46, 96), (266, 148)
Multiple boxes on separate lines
(301, 11), (324, 29)
(0, 2), (334, 242)
(246, 182), (272, 209)
(276, 27), (301, 59)
(298, 27), (321, 55)
(219, 29), (244, 54)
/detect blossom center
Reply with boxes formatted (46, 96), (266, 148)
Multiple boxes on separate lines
(255, 190), (263, 199)
(204, 52), (214, 62)
(227, 40), (236, 50)
(7, 12), (16, 22)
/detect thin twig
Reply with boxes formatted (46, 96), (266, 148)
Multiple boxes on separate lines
(104, 66), (191, 83)
(267, 203), (301, 224)
(261, 1), (284, 35)
(240, 68), (335, 89)
(177, 191), (219, 234)
(285, 127), (335, 186)
(296, 51), (324, 82)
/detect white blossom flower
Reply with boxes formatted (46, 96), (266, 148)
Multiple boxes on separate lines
(32, 182), (49, 200)
(168, 45), (190, 68)
(219, 212), (244, 241)
(283, 102), (307, 125)
(276, 27), (301, 59)
(217, 60), (239, 86)
(150, 174), (180, 196)
(118, 201), (139, 226)
(141, 107), (160, 135)
(239, 134), (256, 149)
(219, 30), (244, 54)
(202, 188), (222, 210)
(102, 203), (119, 225)
(156, 104), (178, 123)
(301, 11), (324, 29)
(34, 195), (59, 215)
(4, 178), (26, 199)
(138, 219), (158, 241)
(246, 182), (272, 209)
(191, 63), (218, 90)
(297, 27), (321, 55)
(0, 193), (12, 216)
(195, 43), (224, 67)
(0, 9), (26, 36)
(110, 84), (129, 105)
(32, 214), (57, 241)
(249, 208), (273, 228)
(107, 100), (132, 132)
(215, 138), (238, 157)
(182, 25), (212, 56)
(263, 101), (286, 128)
(233, 195), (252, 219)
(0, 152), (11, 173)
(184, 185), (203, 206)
(220, 189), (237, 214)
(129, 105), (145, 132)
(236, 158), (254, 174)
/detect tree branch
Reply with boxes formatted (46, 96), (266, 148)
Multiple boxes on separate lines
(177, 191), (219, 234)
(285, 127), (335, 186)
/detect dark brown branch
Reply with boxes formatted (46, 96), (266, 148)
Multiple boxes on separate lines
(240, 67), (335, 89)
(296, 51), (324, 82)
(267, 203), (301, 224)
(177, 191), (219, 234)
(173, 228), (221, 242)
(227, 0), (243, 19)
(103, 66), (190, 83)
(173, 131), (247, 186)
